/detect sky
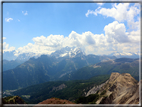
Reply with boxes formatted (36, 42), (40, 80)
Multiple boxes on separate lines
(2, 2), (141, 56)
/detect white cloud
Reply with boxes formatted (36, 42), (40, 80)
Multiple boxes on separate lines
(18, 19), (20, 22)
(13, 20), (140, 56)
(5, 18), (13, 22)
(104, 21), (130, 43)
(3, 42), (15, 53)
(86, 3), (130, 21)
(2, 37), (15, 53)
(3, 37), (6, 40)
(97, 3), (104, 6)
(85, 3), (140, 30)
(22, 11), (28, 15)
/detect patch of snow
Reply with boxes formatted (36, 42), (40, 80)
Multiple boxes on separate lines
(120, 53), (132, 56)
(59, 53), (68, 57)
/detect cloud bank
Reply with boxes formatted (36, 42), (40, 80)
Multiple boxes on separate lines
(10, 20), (139, 56)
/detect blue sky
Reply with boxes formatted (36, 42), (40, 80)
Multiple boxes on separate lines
(3, 3), (113, 47)
(3, 2), (141, 56)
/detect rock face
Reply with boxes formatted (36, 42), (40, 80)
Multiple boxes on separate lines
(95, 72), (139, 104)
(51, 83), (67, 92)
(86, 80), (108, 97)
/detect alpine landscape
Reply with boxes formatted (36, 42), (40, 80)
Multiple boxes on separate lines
(2, 2), (141, 107)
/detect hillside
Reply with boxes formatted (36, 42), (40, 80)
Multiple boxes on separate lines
(4, 75), (109, 104)
(3, 59), (25, 71)
(60, 58), (139, 81)
(3, 72), (140, 104)
(3, 53), (113, 91)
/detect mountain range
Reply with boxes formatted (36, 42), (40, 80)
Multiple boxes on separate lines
(60, 57), (139, 81)
(2, 46), (140, 105)
(3, 47), (140, 91)
(3, 47), (116, 91)
(3, 46), (139, 61)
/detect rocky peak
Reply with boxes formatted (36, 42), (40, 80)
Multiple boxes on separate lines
(51, 46), (85, 58)
(95, 72), (139, 104)
(108, 72), (138, 88)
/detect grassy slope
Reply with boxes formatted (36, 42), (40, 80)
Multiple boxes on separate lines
(10, 75), (110, 104)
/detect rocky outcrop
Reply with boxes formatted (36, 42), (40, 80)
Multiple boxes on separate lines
(38, 97), (75, 104)
(51, 83), (67, 92)
(86, 80), (108, 96)
(2, 96), (26, 104)
(95, 72), (139, 104)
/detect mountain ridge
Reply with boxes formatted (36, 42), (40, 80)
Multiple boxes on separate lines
(59, 58), (139, 81)
(3, 46), (139, 62)
(3, 52), (113, 91)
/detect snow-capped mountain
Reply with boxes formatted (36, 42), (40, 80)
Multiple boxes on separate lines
(51, 46), (85, 58)
(3, 46), (139, 62)
(69, 47), (86, 58)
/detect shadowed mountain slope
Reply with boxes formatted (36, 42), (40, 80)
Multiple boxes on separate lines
(60, 58), (139, 81)
(3, 53), (113, 91)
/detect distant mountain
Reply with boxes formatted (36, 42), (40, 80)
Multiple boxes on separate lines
(15, 52), (41, 61)
(3, 49), (139, 91)
(3, 52), (110, 91)
(3, 55), (53, 91)
(2, 47), (110, 91)
(3, 51), (17, 61)
(50, 46), (86, 59)
(3, 46), (139, 61)
(60, 58), (139, 81)
(3, 51), (41, 62)
(3, 59), (25, 71)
